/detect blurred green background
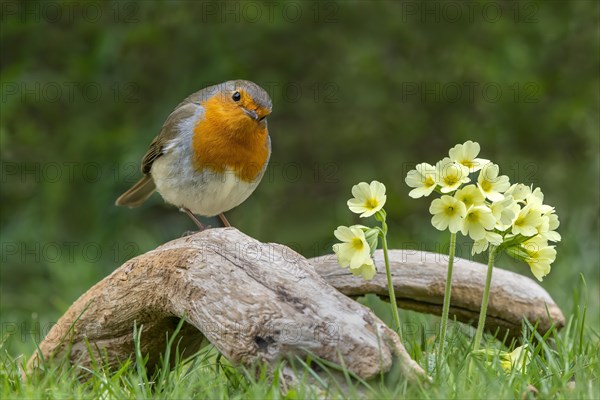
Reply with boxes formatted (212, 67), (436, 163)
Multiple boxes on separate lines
(1, 1), (598, 355)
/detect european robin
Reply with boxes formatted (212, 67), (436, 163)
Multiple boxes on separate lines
(115, 80), (272, 229)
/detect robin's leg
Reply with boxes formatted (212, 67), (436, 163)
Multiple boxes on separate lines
(180, 207), (209, 231)
(218, 213), (231, 227)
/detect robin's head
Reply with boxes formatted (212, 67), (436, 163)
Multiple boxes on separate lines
(194, 80), (272, 130)
(227, 80), (272, 122)
(191, 80), (272, 180)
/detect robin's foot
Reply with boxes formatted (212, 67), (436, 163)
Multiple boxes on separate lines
(180, 207), (209, 231)
(218, 213), (231, 227)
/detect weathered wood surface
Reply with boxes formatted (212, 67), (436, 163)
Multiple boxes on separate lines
(311, 249), (565, 339)
(28, 228), (564, 384)
(27, 228), (426, 382)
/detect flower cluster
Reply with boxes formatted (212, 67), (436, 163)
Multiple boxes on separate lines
(405, 141), (560, 281)
(332, 181), (386, 280)
(332, 180), (403, 335)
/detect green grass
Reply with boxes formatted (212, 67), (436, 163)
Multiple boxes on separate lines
(2, 281), (598, 399)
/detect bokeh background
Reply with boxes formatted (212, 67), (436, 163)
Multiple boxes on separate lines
(1, 0), (599, 355)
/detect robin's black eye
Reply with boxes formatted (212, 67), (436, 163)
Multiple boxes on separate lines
(232, 91), (241, 101)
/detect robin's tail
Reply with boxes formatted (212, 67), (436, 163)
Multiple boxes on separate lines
(115, 175), (156, 208)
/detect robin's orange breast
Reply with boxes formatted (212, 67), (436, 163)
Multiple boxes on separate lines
(192, 95), (270, 182)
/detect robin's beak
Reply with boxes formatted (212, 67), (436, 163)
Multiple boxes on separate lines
(243, 107), (270, 122)
(242, 108), (259, 121)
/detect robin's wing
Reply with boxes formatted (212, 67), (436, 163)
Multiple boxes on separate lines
(141, 101), (199, 174)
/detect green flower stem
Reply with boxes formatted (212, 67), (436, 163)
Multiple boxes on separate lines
(380, 220), (403, 341)
(473, 245), (497, 351)
(438, 232), (457, 358)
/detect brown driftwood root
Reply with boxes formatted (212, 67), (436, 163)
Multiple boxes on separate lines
(310, 249), (565, 340)
(27, 228), (426, 383)
(28, 228), (564, 384)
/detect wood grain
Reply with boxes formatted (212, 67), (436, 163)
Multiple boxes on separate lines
(27, 228), (426, 383)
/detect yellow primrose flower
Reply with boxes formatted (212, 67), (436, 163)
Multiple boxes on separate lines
(473, 345), (532, 374)
(525, 187), (552, 210)
(454, 184), (485, 209)
(461, 205), (496, 240)
(429, 195), (467, 233)
(471, 231), (503, 255)
(500, 345), (532, 373)
(548, 213), (560, 231)
(522, 235), (556, 281)
(541, 212), (561, 242)
(332, 225), (376, 276)
(491, 195), (520, 231)
(405, 163), (437, 198)
(448, 140), (490, 172)
(512, 204), (543, 237)
(477, 163), (511, 201)
(435, 158), (470, 193)
(350, 263), (377, 280)
(526, 188), (555, 219)
(518, 187), (561, 242)
(347, 181), (387, 218)
(504, 183), (531, 202)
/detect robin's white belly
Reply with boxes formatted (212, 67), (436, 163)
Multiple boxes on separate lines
(153, 157), (261, 216)
(150, 110), (265, 217)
